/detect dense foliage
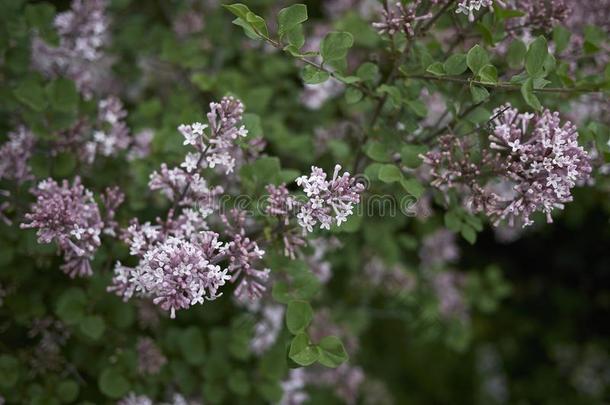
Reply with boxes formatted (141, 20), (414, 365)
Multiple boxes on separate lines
(0, 0), (609, 403)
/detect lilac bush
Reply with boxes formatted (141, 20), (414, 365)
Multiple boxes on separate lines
(0, 0), (608, 403)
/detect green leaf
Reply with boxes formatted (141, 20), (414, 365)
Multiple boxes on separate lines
(228, 370), (251, 396)
(461, 224), (477, 244)
(478, 64), (498, 84)
(378, 164), (403, 183)
(364, 142), (391, 162)
(470, 85), (489, 103)
(278, 4), (307, 38)
(14, 79), (47, 111)
(316, 336), (348, 368)
(286, 300), (313, 334)
(444, 211), (461, 232)
(444, 53), (468, 75)
(526, 36), (548, 77)
(345, 87), (363, 104)
(301, 65), (330, 84)
(466, 45), (489, 75)
(178, 327), (206, 365)
(507, 39), (527, 69)
(224, 4), (268, 38)
(521, 78), (542, 111)
(426, 61), (445, 76)
(356, 62), (379, 83)
(400, 144), (426, 168)
(46, 78), (78, 112)
(553, 26), (571, 54)
(80, 315), (106, 340)
(289, 333), (318, 366)
(56, 380), (79, 403)
(0, 355), (19, 388)
(320, 31), (353, 70)
(55, 288), (87, 324)
(400, 178), (424, 198)
(406, 99), (428, 117)
(98, 368), (130, 399)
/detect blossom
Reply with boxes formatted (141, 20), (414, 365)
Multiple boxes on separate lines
(127, 129), (154, 161)
(0, 126), (35, 184)
(221, 210), (270, 301)
(109, 234), (231, 318)
(432, 271), (469, 320)
(21, 178), (103, 277)
(265, 184), (296, 224)
(136, 337), (167, 375)
(87, 97), (130, 161)
(31, 0), (110, 98)
(373, 1), (430, 36)
(250, 304), (285, 355)
(296, 165), (364, 232)
(100, 186), (124, 236)
(422, 104), (592, 227)
(419, 229), (460, 268)
(456, 0), (494, 21)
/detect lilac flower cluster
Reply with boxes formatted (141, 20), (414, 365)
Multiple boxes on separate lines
(296, 165), (364, 232)
(136, 337), (167, 375)
(432, 271), (469, 320)
(178, 96), (248, 174)
(110, 234), (231, 318)
(419, 229), (460, 268)
(31, 0), (110, 98)
(86, 97), (131, 162)
(513, 0), (569, 31)
(422, 104), (592, 227)
(456, 0), (494, 22)
(21, 177), (103, 277)
(373, 1), (430, 37)
(109, 97), (277, 316)
(0, 126), (35, 184)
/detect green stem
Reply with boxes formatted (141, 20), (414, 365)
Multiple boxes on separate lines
(404, 74), (602, 94)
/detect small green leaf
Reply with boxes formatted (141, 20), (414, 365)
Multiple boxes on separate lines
(461, 224), (477, 244)
(55, 288), (87, 324)
(0, 355), (19, 388)
(400, 178), (424, 198)
(507, 39), (527, 69)
(478, 64), (498, 84)
(470, 85), (489, 103)
(277, 4), (307, 38)
(526, 36), (548, 77)
(14, 79), (47, 111)
(444, 53), (468, 75)
(286, 300), (313, 334)
(56, 380), (79, 403)
(345, 87), (363, 104)
(289, 333), (318, 366)
(316, 336), (348, 368)
(553, 26), (571, 54)
(400, 144), (426, 168)
(301, 65), (330, 84)
(321, 31), (353, 70)
(356, 62), (379, 83)
(467, 45), (489, 75)
(98, 368), (130, 399)
(364, 142), (391, 162)
(80, 315), (106, 340)
(521, 78), (542, 111)
(426, 61), (445, 76)
(378, 164), (403, 183)
(46, 78), (78, 112)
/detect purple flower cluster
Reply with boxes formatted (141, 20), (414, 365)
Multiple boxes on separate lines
(432, 271), (469, 320)
(296, 165), (364, 232)
(178, 96), (248, 174)
(136, 337), (167, 375)
(31, 0), (110, 98)
(422, 104), (592, 227)
(0, 126), (35, 184)
(86, 97), (131, 162)
(513, 0), (569, 31)
(110, 234), (231, 318)
(419, 229), (460, 268)
(21, 177), (103, 278)
(373, 1), (430, 37)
